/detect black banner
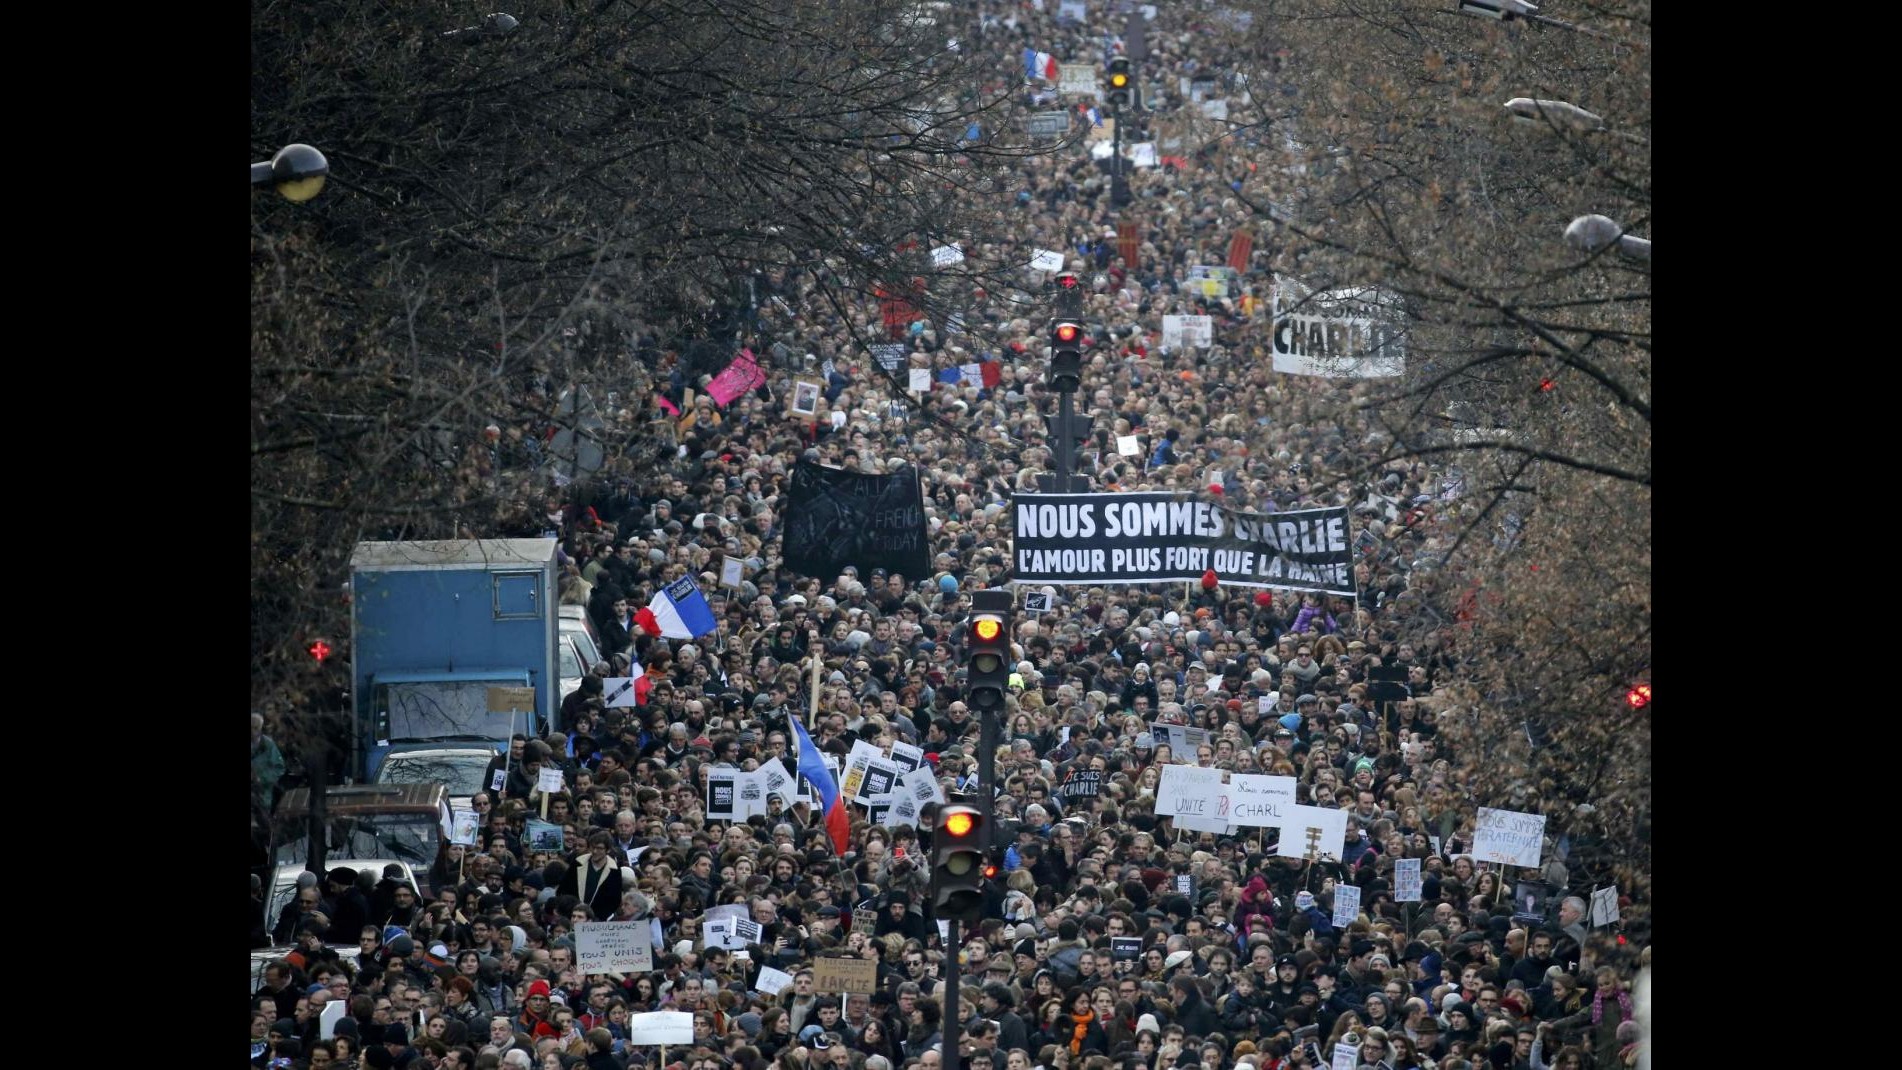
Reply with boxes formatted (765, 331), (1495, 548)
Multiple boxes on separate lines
(1011, 493), (1355, 596)
(783, 461), (930, 581)
(1060, 769), (1102, 799)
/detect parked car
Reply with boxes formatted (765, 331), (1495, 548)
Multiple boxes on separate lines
(272, 784), (447, 870)
(370, 747), (495, 811)
(251, 944), (362, 992)
(264, 858), (423, 933)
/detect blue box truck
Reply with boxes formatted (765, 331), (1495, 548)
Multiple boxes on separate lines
(348, 539), (558, 780)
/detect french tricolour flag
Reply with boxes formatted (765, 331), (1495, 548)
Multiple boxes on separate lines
(791, 715), (850, 857)
(634, 576), (717, 640)
(1023, 48), (1058, 82)
(1082, 104), (1103, 127)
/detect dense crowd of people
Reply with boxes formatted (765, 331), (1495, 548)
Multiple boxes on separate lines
(250, 2), (1649, 1069)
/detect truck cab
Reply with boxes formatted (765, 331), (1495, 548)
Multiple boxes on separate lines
(349, 539), (558, 780)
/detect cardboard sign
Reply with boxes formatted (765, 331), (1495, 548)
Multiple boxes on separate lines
(486, 686), (537, 712)
(1117, 434), (1141, 457)
(603, 676), (641, 708)
(812, 955), (879, 994)
(706, 916), (763, 951)
(1474, 807), (1545, 868)
(628, 1011), (694, 1046)
(1226, 774), (1296, 829)
(1590, 885), (1620, 927)
(1394, 858), (1422, 903)
(1156, 765), (1228, 832)
(1275, 805), (1347, 862)
(853, 908), (879, 937)
(706, 774), (738, 820)
(537, 767), (566, 795)
(890, 740), (925, 774)
(898, 767), (944, 807)
(576, 920), (654, 974)
(1332, 884), (1361, 928)
(755, 965), (795, 995)
(450, 810), (480, 846)
(852, 759), (900, 805)
(1059, 62), (1098, 95)
(320, 997), (347, 1039)
(524, 819), (564, 855)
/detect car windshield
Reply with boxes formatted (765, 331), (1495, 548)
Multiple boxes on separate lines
(379, 755), (489, 797)
(274, 814), (436, 868)
(560, 641), (582, 678)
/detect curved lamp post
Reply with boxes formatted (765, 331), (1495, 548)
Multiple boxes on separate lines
(1565, 214), (1650, 261)
(251, 144), (329, 203)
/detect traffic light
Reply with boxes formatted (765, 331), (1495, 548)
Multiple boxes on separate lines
(966, 590), (1012, 715)
(1624, 683), (1651, 709)
(1050, 320), (1084, 392)
(309, 639), (333, 664)
(1107, 57), (1132, 108)
(932, 804), (986, 922)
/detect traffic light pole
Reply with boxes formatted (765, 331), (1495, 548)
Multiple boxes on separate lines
(942, 915), (962, 1070)
(1111, 102), (1128, 207)
(1055, 387), (1079, 491)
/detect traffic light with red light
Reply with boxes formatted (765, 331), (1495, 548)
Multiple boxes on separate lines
(1625, 683), (1651, 709)
(932, 803), (986, 921)
(1050, 320), (1084, 391)
(966, 590), (1012, 715)
(309, 639), (333, 664)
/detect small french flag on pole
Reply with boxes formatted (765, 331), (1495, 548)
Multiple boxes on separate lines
(634, 576), (717, 640)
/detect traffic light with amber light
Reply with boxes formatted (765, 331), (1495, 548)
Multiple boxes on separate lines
(1050, 320), (1084, 392)
(966, 589), (1012, 715)
(933, 804), (986, 922)
(1107, 57), (1132, 108)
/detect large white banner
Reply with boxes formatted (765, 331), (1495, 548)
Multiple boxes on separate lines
(1473, 807), (1546, 868)
(628, 1011), (694, 1045)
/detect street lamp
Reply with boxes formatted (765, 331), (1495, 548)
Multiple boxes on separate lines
(1565, 214), (1650, 261)
(1503, 97), (1602, 131)
(1504, 97), (1646, 143)
(442, 12), (519, 40)
(251, 144), (329, 203)
(1458, 0), (1537, 18)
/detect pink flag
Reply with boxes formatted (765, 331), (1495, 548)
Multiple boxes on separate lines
(706, 349), (767, 407)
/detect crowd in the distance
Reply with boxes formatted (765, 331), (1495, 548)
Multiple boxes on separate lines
(250, 2), (1649, 1068)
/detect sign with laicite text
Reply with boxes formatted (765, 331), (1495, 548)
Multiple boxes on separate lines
(813, 955), (879, 993)
(1011, 494), (1355, 595)
(1473, 807), (1546, 868)
(1275, 805), (1347, 863)
(576, 920), (654, 973)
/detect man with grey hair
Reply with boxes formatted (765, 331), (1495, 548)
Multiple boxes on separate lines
(501, 1049), (534, 1069)
(1557, 896), (1589, 943)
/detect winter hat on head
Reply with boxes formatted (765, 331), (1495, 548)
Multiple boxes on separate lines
(1137, 1013), (1161, 1034)
(1279, 714), (1302, 732)
(527, 979), (553, 1000)
(1295, 891), (1315, 910)
(738, 1012), (763, 1037)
